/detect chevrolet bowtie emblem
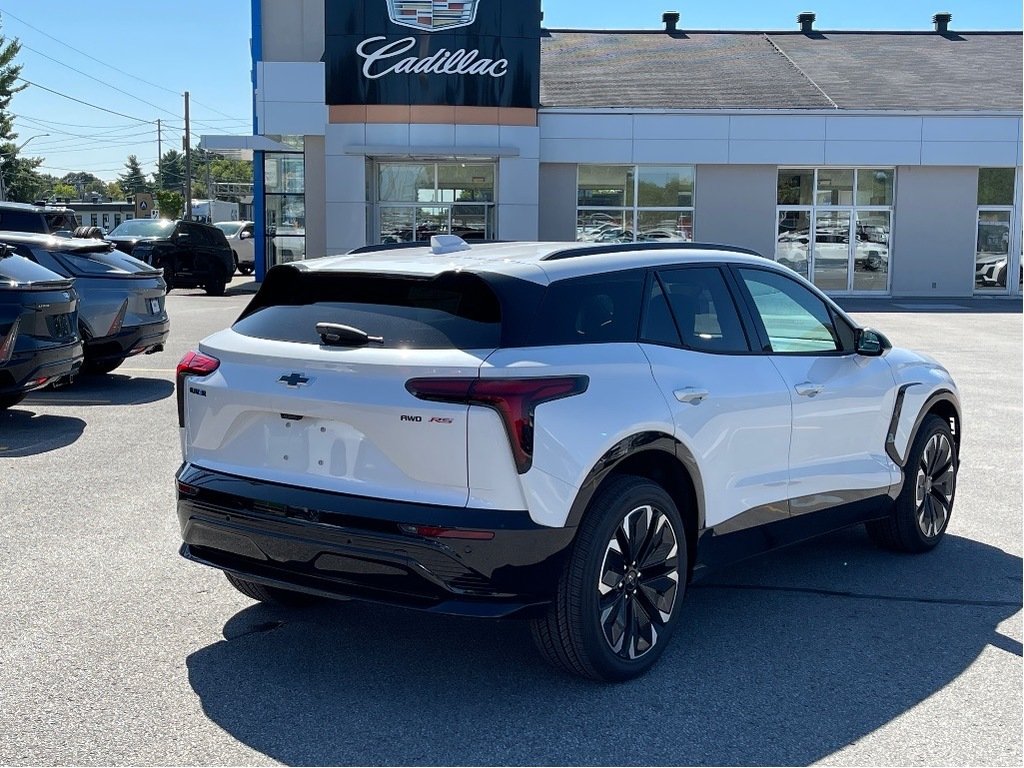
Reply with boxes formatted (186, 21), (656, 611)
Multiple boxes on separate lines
(279, 373), (312, 388)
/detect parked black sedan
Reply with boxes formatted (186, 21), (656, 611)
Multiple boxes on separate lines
(106, 219), (234, 296)
(0, 246), (83, 410)
(0, 232), (170, 376)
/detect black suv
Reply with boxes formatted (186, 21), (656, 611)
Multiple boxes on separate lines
(106, 219), (234, 296)
(0, 201), (80, 237)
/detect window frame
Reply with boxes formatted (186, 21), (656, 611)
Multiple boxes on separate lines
(577, 164), (696, 245)
(639, 264), (758, 356)
(775, 167), (895, 295)
(727, 264), (859, 357)
(974, 167), (1021, 296)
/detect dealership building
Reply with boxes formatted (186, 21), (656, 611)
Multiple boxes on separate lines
(207, 1), (1023, 297)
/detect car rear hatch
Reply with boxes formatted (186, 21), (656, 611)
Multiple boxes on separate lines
(181, 267), (520, 508)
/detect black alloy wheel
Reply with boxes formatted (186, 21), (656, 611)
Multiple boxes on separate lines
(530, 476), (687, 681)
(597, 503), (680, 660)
(867, 414), (957, 552)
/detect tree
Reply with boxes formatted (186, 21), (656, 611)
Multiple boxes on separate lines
(118, 154), (151, 195)
(0, 17), (30, 201)
(105, 181), (124, 200)
(155, 149), (185, 191)
(61, 171), (107, 198)
(51, 182), (77, 200)
(155, 189), (183, 220)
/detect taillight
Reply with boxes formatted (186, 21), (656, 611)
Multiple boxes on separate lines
(176, 349), (220, 428)
(406, 376), (589, 473)
(107, 299), (128, 336)
(0, 318), (20, 365)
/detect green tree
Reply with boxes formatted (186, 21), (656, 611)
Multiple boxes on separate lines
(104, 180), (124, 200)
(51, 182), (77, 200)
(155, 189), (183, 220)
(118, 154), (151, 195)
(0, 17), (31, 201)
(61, 171), (107, 198)
(155, 149), (185, 191)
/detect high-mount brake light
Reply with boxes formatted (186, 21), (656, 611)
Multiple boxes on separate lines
(176, 350), (220, 428)
(405, 376), (589, 473)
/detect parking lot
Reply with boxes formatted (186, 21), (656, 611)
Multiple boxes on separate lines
(1, 288), (1021, 766)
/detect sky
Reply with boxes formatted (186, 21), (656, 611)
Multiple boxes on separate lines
(1, 0), (1020, 184)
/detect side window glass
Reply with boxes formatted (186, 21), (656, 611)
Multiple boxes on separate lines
(738, 268), (840, 353)
(535, 270), (645, 345)
(641, 277), (682, 346)
(658, 267), (750, 353)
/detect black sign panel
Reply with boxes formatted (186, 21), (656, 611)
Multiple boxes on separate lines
(325, 0), (541, 108)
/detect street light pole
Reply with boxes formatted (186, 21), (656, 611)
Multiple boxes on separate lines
(0, 133), (50, 202)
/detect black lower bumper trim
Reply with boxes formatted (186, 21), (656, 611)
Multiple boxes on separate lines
(176, 464), (575, 618)
(85, 320), (170, 364)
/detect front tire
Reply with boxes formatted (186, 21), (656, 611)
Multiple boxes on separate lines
(0, 392), (26, 410)
(205, 273), (227, 296)
(224, 573), (324, 607)
(530, 476), (687, 681)
(867, 414), (957, 552)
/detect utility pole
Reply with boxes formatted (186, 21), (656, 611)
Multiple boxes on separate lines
(156, 118), (162, 191)
(184, 91), (192, 220)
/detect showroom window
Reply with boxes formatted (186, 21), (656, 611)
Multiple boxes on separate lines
(974, 168), (1019, 294)
(374, 161), (496, 244)
(264, 137), (305, 266)
(776, 168), (894, 294)
(576, 165), (695, 244)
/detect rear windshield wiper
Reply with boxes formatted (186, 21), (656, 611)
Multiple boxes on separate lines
(316, 322), (384, 347)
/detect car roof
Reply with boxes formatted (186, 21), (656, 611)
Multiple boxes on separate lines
(298, 241), (777, 285)
(0, 230), (113, 252)
(0, 201), (73, 213)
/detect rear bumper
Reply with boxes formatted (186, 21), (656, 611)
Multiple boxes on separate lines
(85, 318), (169, 364)
(0, 339), (83, 395)
(176, 464), (575, 618)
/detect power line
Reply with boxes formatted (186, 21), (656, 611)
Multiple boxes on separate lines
(10, 113), (146, 129)
(14, 77), (154, 123)
(0, 6), (246, 122)
(17, 42), (182, 120)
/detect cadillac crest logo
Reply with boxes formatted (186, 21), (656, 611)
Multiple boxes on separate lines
(386, 0), (481, 32)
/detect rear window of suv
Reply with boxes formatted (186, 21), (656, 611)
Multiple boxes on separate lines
(233, 270), (505, 350)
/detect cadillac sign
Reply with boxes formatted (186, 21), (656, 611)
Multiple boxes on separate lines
(325, 0), (541, 109)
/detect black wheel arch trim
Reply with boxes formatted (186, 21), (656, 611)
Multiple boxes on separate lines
(886, 387), (961, 468)
(565, 431), (705, 531)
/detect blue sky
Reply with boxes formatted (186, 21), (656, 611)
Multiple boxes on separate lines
(1, 0), (1020, 182)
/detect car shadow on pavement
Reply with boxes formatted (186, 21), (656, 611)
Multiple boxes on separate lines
(185, 529), (1021, 766)
(0, 408), (86, 457)
(24, 374), (173, 407)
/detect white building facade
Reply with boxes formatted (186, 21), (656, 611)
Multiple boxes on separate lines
(237, 0), (1023, 297)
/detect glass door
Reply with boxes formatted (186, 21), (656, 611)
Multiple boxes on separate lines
(811, 210), (851, 292)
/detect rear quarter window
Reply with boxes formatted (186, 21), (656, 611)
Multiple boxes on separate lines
(529, 270), (645, 345)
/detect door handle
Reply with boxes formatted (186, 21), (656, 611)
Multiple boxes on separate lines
(674, 387), (709, 405)
(795, 382), (824, 398)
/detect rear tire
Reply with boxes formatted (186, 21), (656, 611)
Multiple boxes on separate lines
(0, 392), (26, 410)
(224, 573), (324, 607)
(866, 414), (957, 552)
(530, 476), (687, 681)
(205, 273), (227, 296)
(82, 357), (124, 376)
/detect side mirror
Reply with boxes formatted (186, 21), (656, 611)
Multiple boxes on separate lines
(240, 231), (252, 240)
(855, 328), (891, 357)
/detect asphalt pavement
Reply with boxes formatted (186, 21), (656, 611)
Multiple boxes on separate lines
(0, 286), (1020, 766)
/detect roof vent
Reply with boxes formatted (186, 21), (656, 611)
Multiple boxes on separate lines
(430, 235), (471, 255)
(797, 12), (816, 33)
(933, 12), (952, 32)
(662, 11), (680, 32)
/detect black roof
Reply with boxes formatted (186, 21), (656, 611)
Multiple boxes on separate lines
(540, 30), (1023, 111)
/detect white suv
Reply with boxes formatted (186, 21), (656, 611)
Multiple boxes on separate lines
(175, 238), (961, 681)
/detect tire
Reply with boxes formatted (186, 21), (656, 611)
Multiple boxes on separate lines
(866, 252), (882, 271)
(224, 572), (324, 607)
(82, 357), (124, 376)
(997, 265), (1007, 288)
(866, 414), (957, 553)
(0, 392), (26, 410)
(530, 476), (687, 682)
(205, 273), (226, 296)
(238, 263), (253, 276)
(232, 251), (240, 274)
